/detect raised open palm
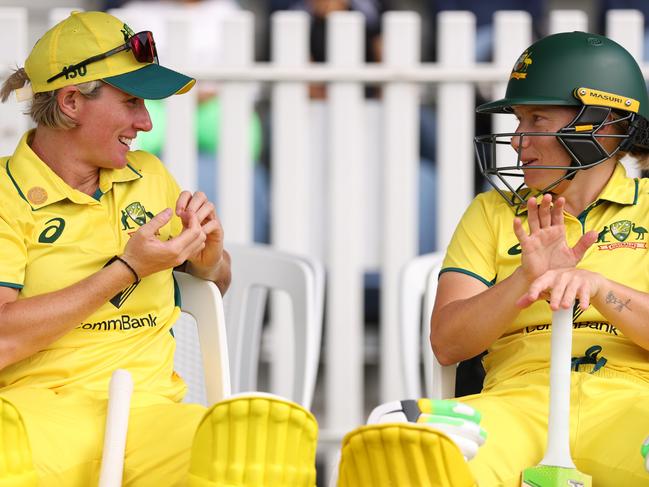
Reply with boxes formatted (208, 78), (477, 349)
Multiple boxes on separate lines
(514, 194), (597, 283)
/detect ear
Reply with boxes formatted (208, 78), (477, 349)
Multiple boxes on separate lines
(56, 86), (82, 122)
(598, 113), (619, 135)
(596, 112), (629, 154)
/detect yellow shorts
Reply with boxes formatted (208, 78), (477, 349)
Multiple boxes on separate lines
(461, 367), (649, 486)
(0, 387), (205, 487)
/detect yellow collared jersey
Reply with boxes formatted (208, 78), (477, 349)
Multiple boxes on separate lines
(0, 131), (186, 400)
(442, 163), (649, 386)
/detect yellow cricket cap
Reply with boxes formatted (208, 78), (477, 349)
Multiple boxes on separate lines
(24, 11), (195, 99)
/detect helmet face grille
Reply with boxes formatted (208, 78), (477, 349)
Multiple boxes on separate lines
(474, 106), (632, 208)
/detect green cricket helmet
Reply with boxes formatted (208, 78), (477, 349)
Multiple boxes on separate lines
(474, 31), (649, 207)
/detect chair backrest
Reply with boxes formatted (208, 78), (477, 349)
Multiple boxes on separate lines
(423, 259), (457, 400)
(173, 271), (231, 406)
(224, 243), (324, 409)
(399, 252), (456, 399)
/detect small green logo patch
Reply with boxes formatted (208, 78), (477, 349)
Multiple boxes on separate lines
(610, 220), (632, 242)
(38, 217), (65, 243)
(507, 243), (522, 255)
(121, 202), (154, 230)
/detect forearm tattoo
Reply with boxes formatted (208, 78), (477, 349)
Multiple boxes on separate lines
(605, 291), (632, 312)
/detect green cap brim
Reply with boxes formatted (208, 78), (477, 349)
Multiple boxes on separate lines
(477, 96), (579, 114)
(104, 63), (195, 100)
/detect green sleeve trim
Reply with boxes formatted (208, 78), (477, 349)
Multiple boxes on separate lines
(173, 273), (182, 308)
(169, 274), (182, 339)
(0, 281), (23, 289)
(439, 267), (495, 287)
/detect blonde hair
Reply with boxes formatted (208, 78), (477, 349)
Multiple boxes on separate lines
(624, 147), (649, 170)
(1, 67), (103, 129)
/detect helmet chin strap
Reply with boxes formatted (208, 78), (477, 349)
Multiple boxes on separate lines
(565, 165), (579, 181)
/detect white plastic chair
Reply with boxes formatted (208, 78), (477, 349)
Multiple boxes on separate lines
(99, 272), (231, 487)
(224, 244), (324, 409)
(399, 252), (456, 399)
(172, 271), (231, 405)
(424, 263), (457, 400)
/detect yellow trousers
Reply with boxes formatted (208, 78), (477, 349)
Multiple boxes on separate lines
(461, 367), (649, 486)
(0, 387), (205, 487)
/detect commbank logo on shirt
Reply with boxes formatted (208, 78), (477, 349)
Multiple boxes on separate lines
(525, 321), (619, 336)
(110, 283), (138, 309)
(77, 313), (158, 331)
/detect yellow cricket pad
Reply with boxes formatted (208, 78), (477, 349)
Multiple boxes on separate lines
(187, 394), (318, 487)
(337, 423), (477, 487)
(0, 398), (37, 487)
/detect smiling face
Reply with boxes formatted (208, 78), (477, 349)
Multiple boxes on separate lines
(510, 105), (579, 193)
(74, 83), (152, 169)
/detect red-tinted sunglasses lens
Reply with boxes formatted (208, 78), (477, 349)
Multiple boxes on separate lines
(130, 31), (157, 64)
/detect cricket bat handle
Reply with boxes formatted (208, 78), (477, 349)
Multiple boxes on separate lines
(540, 307), (576, 469)
(98, 369), (133, 487)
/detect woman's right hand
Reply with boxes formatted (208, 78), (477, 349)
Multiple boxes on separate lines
(121, 208), (206, 279)
(514, 194), (597, 284)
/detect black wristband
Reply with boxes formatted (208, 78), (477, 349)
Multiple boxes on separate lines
(110, 256), (140, 284)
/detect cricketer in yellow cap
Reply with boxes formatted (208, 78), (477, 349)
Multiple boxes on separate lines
(0, 10), (315, 487)
(24, 10), (195, 98)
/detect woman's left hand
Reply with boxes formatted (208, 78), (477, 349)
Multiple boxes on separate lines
(517, 267), (604, 311)
(175, 191), (224, 271)
(514, 195), (597, 283)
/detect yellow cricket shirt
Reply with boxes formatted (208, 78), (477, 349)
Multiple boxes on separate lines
(442, 163), (649, 387)
(0, 131), (187, 401)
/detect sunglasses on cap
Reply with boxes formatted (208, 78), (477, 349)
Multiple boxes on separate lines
(46, 31), (158, 84)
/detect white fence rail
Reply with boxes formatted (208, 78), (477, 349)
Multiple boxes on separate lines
(0, 6), (646, 459)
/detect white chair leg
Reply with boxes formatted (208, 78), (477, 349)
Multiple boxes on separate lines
(98, 369), (133, 487)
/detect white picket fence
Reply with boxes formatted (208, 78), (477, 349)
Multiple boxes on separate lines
(0, 5), (647, 466)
